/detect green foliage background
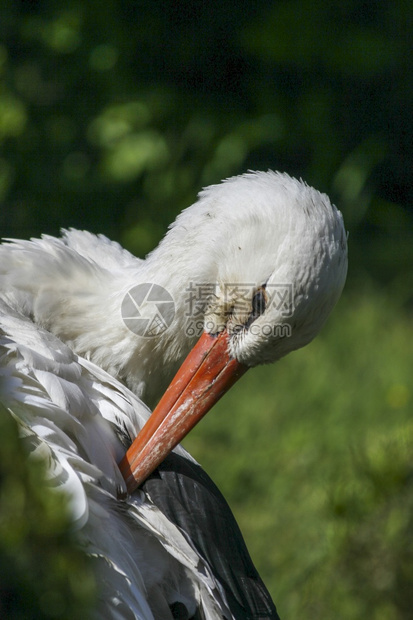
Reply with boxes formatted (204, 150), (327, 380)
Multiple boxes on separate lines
(0, 1), (412, 618)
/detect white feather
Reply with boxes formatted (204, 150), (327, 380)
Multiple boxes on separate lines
(0, 301), (233, 618)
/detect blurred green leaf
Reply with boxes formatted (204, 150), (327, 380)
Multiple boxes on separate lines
(0, 405), (96, 619)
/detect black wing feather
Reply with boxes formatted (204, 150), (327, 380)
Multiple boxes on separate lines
(143, 453), (280, 620)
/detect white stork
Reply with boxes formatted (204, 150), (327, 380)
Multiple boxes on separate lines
(0, 171), (347, 619)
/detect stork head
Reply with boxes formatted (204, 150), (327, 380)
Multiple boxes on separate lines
(120, 171), (347, 492)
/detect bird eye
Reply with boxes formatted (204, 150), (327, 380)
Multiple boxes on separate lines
(251, 287), (266, 317)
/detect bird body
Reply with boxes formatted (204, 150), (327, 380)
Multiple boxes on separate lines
(0, 299), (275, 619)
(0, 171), (347, 618)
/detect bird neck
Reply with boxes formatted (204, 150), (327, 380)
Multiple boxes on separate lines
(37, 238), (217, 409)
(120, 239), (217, 406)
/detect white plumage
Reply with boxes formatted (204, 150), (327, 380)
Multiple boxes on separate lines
(0, 171), (347, 619)
(0, 299), (243, 618)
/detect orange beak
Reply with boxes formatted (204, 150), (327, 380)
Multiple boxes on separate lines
(119, 330), (248, 494)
